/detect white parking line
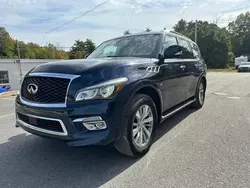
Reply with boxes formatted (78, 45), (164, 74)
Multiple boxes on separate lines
(214, 92), (228, 96)
(0, 113), (14, 119)
(227, 96), (240, 100)
(0, 97), (15, 100)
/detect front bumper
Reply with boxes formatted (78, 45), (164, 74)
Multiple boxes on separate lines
(15, 96), (126, 146)
(238, 67), (250, 72)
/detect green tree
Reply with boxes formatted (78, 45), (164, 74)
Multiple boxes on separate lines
(84, 39), (96, 54)
(228, 11), (250, 56)
(0, 27), (70, 59)
(0, 27), (15, 58)
(173, 19), (188, 36)
(45, 43), (57, 59)
(36, 48), (48, 59)
(56, 49), (69, 59)
(69, 39), (96, 59)
(174, 20), (232, 68)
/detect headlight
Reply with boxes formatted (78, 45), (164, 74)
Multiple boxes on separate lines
(100, 85), (115, 98)
(76, 89), (98, 100)
(75, 77), (128, 101)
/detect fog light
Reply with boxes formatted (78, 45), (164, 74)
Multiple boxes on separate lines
(83, 121), (107, 130)
(73, 116), (107, 131)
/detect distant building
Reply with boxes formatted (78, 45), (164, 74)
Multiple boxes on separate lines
(0, 59), (58, 90)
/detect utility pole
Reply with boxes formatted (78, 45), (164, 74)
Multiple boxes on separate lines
(16, 40), (23, 85)
(195, 20), (198, 43)
(53, 47), (55, 59)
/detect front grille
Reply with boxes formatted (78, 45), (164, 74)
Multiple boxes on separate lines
(241, 67), (249, 72)
(17, 112), (64, 133)
(21, 76), (70, 103)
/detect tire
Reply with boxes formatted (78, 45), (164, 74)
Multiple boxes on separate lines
(190, 79), (206, 109)
(115, 94), (158, 157)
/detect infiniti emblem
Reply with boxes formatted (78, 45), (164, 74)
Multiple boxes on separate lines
(27, 83), (38, 94)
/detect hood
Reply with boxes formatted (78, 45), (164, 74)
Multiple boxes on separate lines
(239, 64), (250, 68)
(30, 57), (152, 75)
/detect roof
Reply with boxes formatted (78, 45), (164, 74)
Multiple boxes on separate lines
(104, 30), (194, 44)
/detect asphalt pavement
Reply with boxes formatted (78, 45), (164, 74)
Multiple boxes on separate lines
(0, 72), (250, 188)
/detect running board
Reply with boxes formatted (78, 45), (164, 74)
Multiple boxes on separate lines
(161, 99), (196, 120)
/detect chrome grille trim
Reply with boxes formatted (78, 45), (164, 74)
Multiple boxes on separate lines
(20, 72), (80, 108)
(17, 112), (68, 136)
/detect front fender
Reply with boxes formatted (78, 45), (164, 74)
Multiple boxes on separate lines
(128, 80), (163, 110)
(114, 80), (163, 142)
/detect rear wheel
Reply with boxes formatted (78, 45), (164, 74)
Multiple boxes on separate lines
(115, 94), (157, 157)
(191, 79), (205, 109)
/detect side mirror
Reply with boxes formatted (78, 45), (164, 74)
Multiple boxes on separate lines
(164, 45), (183, 59)
(84, 53), (89, 59)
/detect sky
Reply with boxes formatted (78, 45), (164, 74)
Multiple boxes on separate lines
(0, 0), (250, 49)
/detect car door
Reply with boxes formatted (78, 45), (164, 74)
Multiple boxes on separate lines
(176, 37), (197, 100)
(160, 35), (188, 111)
(184, 42), (204, 99)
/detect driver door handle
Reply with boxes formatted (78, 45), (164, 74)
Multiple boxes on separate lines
(180, 65), (186, 69)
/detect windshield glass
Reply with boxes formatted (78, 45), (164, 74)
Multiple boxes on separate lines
(241, 62), (250, 65)
(87, 34), (161, 59)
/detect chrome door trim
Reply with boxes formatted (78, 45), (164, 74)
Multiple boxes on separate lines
(161, 99), (196, 120)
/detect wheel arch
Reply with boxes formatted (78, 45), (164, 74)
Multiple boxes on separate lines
(129, 82), (163, 123)
(199, 74), (207, 91)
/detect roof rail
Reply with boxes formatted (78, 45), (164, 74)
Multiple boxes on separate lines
(170, 30), (186, 37)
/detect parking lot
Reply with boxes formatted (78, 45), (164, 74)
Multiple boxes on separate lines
(0, 72), (250, 188)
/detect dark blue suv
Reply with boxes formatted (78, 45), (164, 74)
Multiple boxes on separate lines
(15, 31), (207, 157)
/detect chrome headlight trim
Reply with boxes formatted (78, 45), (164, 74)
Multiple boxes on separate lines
(75, 77), (128, 101)
(84, 77), (128, 90)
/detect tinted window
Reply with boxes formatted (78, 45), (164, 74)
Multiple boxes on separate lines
(88, 34), (161, 59)
(178, 38), (194, 59)
(164, 35), (177, 48)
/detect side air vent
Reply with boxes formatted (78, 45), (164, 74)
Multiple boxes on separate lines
(146, 66), (160, 73)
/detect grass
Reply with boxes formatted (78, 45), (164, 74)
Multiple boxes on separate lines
(207, 67), (237, 72)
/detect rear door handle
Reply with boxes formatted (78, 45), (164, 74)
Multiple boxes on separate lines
(180, 65), (186, 69)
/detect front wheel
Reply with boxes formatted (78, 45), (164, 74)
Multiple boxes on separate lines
(191, 79), (206, 109)
(115, 94), (158, 157)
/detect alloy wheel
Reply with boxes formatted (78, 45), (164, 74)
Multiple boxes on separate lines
(132, 105), (154, 148)
(198, 82), (205, 105)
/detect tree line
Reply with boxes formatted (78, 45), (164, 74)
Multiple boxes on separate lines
(125, 11), (250, 68)
(173, 11), (250, 68)
(0, 11), (249, 68)
(0, 27), (96, 60)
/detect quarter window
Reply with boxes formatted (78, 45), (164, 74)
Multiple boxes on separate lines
(0, 71), (9, 84)
(191, 43), (202, 59)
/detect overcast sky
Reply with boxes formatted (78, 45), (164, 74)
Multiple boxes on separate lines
(1, 0), (250, 49)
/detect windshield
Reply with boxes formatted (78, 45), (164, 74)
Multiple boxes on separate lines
(241, 62), (250, 65)
(87, 34), (161, 59)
